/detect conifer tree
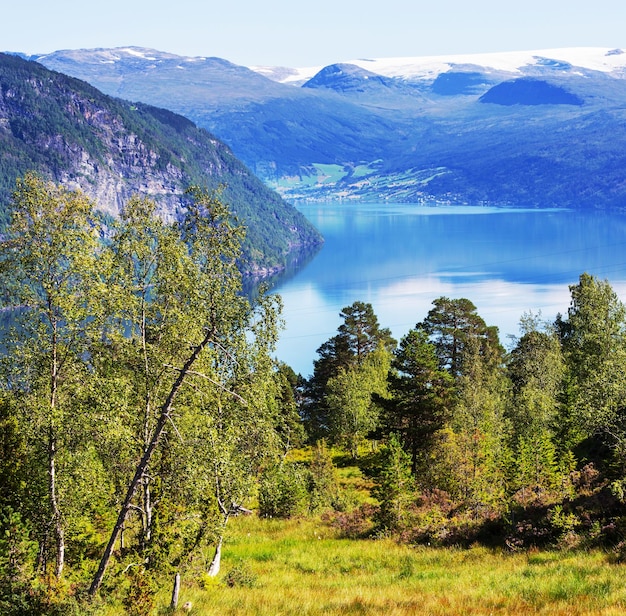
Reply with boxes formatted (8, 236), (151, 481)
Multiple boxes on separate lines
(373, 434), (414, 531)
(303, 301), (395, 443)
(384, 328), (452, 476)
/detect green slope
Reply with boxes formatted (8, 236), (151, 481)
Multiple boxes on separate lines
(0, 53), (322, 273)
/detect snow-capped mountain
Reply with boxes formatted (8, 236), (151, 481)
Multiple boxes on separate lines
(20, 46), (626, 209)
(253, 47), (626, 85)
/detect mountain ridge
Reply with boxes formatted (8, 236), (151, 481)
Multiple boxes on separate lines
(255, 47), (626, 85)
(19, 45), (626, 209)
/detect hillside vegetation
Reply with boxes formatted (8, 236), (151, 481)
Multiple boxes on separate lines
(0, 53), (322, 274)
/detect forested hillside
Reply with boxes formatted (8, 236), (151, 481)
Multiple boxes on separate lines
(0, 53), (322, 274)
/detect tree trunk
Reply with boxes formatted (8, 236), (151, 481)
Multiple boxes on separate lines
(141, 476), (153, 551)
(207, 537), (223, 577)
(89, 330), (213, 597)
(170, 572), (180, 609)
(49, 319), (65, 580)
(49, 429), (64, 579)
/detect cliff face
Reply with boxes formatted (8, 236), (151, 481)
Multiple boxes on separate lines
(0, 53), (322, 272)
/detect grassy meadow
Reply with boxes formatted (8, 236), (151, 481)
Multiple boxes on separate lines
(112, 514), (626, 616)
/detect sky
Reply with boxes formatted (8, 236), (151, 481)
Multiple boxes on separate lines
(5, 0), (626, 67)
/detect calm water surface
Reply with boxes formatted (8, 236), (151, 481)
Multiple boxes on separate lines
(272, 202), (626, 377)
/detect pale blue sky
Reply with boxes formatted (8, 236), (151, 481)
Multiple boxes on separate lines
(5, 0), (626, 67)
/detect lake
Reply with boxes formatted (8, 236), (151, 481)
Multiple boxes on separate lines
(270, 202), (626, 377)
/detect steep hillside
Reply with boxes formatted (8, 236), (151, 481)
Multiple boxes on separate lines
(0, 53), (321, 274)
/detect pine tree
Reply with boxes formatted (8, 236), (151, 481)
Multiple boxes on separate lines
(303, 301), (395, 443)
(384, 328), (452, 476)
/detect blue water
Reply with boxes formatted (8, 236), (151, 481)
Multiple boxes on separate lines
(272, 202), (626, 377)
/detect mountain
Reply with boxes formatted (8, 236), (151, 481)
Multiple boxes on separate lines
(27, 46), (626, 209)
(0, 53), (321, 275)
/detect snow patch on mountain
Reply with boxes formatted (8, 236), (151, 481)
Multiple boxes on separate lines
(255, 48), (626, 85)
(32, 47), (203, 66)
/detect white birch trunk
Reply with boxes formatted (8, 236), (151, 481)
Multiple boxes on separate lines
(207, 537), (223, 577)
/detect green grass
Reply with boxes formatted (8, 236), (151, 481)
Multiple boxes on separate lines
(126, 515), (626, 616)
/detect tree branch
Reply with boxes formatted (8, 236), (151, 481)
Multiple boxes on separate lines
(164, 364), (248, 405)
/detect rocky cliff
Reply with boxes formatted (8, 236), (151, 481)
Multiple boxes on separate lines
(0, 53), (322, 273)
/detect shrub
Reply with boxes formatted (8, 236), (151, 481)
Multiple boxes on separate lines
(223, 562), (257, 588)
(258, 463), (308, 518)
(324, 504), (377, 539)
(372, 434), (415, 531)
(308, 440), (340, 513)
(123, 567), (156, 616)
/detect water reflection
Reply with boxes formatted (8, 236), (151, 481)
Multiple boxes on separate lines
(242, 241), (323, 298)
(272, 202), (626, 377)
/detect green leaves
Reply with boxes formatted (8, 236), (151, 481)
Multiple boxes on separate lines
(562, 273), (626, 445)
(0, 175), (288, 597)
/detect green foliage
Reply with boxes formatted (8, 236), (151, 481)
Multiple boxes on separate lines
(273, 363), (307, 453)
(0, 395), (27, 511)
(326, 345), (391, 458)
(303, 302), (394, 445)
(418, 296), (503, 378)
(384, 328), (452, 476)
(507, 315), (571, 503)
(123, 567), (156, 616)
(6, 168), (626, 608)
(508, 315), (564, 437)
(561, 273), (626, 453)
(337, 301), (396, 362)
(223, 561), (257, 588)
(258, 464), (309, 519)
(0, 172), (106, 580)
(373, 434), (415, 531)
(0, 176), (289, 605)
(307, 440), (340, 513)
(0, 508), (38, 614)
(548, 504), (579, 540)
(448, 335), (510, 512)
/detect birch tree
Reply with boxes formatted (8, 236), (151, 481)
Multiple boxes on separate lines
(560, 273), (626, 457)
(0, 173), (106, 580)
(89, 187), (281, 595)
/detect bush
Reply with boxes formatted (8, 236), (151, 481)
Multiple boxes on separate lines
(223, 562), (257, 588)
(123, 567), (155, 616)
(308, 440), (340, 513)
(258, 464), (308, 518)
(324, 504), (377, 539)
(0, 507), (42, 616)
(372, 434), (415, 531)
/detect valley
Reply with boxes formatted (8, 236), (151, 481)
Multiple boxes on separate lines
(28, 46), (626, 209)
(3, 42), (626, 616)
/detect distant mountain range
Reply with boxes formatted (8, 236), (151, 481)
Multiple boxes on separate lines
(20, 46), (626, 209)
(0, 53), (322, 275)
